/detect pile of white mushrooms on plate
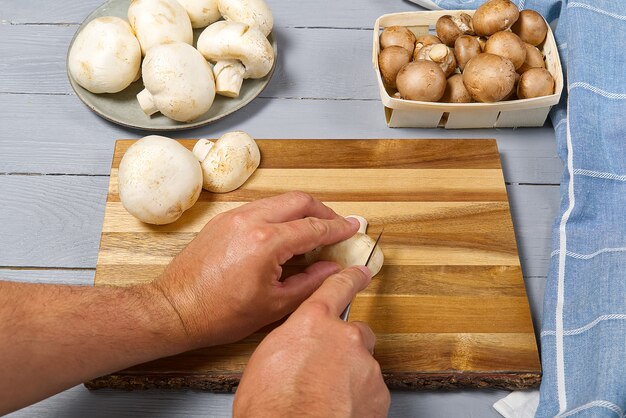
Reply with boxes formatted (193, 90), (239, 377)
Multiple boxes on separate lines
(377, 0), (555, 103)
(68, 0), (275, 122)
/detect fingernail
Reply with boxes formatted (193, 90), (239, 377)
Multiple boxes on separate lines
(346, 217), (360, 228)
(355, 265), (372, 280)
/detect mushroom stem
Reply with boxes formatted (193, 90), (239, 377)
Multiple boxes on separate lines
(213, 59), (246, 97)
(346, 215), (368, 234)
(192, 138), (215, 162)
(137, 89), (158, 116)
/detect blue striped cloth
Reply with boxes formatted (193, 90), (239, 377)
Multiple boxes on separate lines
(409, 1), (626, 416)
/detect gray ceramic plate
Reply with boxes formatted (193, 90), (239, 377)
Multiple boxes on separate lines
(67, 0), (277, 131)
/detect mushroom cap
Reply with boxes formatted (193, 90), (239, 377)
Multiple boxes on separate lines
(380, 26), (416, 54)
(118, 135), (203, 225)
(177, 0), (220, 28)
(472, 0), (520, 37)
(484, 30), (527, 70)
(378, 46), (412, 89)
(511, 9), (548, 46)
(454, 35), (482, 71)
(396, 60), (447, 102)
(440, 74), (472, 103)
(415, 43), (457, 77)
(68, 17), (141, 94)
(517, 67), (554, 99)
(197, 21), (275, 79)
(218, 0), (273, 36)
(128, 0), (193, 55)
(305, 233), (384, 277)
(193, 131), (261, 193)
(436, 13), (473, 46)
(413, 34), (442, 59)
(518, 42), (545, 73)
(462, 53), (516, 102)
(142, 42), (216, 122)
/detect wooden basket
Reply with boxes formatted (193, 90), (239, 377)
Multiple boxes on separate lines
(373, 10), (563, 129)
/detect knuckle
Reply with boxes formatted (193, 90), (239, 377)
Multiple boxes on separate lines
(289, 191), (314, 207)
(227, 212), (247, 228)
(306, 217), (330, 237)
(250, 226), (273, 245)
(329, 270), (357, 290)
(302, 300), (332, 318)
(345, 324), (364, 345)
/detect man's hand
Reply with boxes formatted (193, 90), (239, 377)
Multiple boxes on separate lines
(233, 266), (391, 418)
(151, 191), (360, 349)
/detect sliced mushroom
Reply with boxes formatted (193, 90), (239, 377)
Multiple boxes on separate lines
(218, 0), (273, 36)
(472, 0), (520, 37)
(454, 35), (482, 71)
(518, 43), (545, 74)
(128, 0), (193, 55)
(177, 0), (220, 29)
(379, 46), (412, 89)
(462, 53), (516, 102)
(380, 26), (416, 54)
(413, 34), (442, 59)
(415, 43), (457, 77)
(484, 30), (527, 70)
(197, 21), (275, 98)
(436, 13), (474, 46)
(511, 9), (548, 46)
(440, 74), (472, 103)
(68, 17), (141, 94)
(517, 68), (554, 98)
(396, 60), (447, 102)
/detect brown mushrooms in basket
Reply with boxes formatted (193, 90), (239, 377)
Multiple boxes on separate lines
(396, 61), (447, 102)
(518, 43), (545, 73)
(415, 43), (457, 77)
(512, 10), (548, 46)
(484, 31), (527, 70)
(413, 34), (442, 59)
(462, 53), (516, 102)
(435, 13), (474, 46)
(454, 35), (482, 71)
(517, 68), (555, 98)
(440, 74), (472, 103)
(380, 26), (416, 54)
(472, 0), (520, 36)
(378, 46), (412, 89)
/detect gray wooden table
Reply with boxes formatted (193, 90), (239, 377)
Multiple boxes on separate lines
(0, 0), (561, 416)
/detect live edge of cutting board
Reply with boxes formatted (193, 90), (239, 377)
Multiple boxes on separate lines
(88, 139), (541, 391)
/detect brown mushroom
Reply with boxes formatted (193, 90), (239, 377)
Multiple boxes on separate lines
(462, 53), (516, 102)
(517, 67), (554, 98)
(504, 71), (521, 100)
(511, 9), (548, 46)
(440, 74), (472, 103)
(473, 0), (520, 37)
(436, 13), (474, 46)
(380, 26), (416, 54)
(476, 36), (488, 51)
(415, 43), (457, 77)
(484, 30), (527, 70)
(517, 43), (545, 73)
(396, 60), (447, 102)
(413, 34), (442, 59)
(378, 46), (412, 89)
(454, 35), (482, 71)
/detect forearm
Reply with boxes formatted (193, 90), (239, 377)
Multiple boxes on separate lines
(0, 280), (186, 415)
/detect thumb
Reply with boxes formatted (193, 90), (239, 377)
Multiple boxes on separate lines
(278, 261), (342, 314)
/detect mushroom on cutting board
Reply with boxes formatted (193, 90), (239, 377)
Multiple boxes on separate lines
(396, 61), (447, 102)
(137, 42), (216, 122)
(378, 46), (412, 89)
(415, 43), (457, 77)
(484, 31), (527, 70)
(472, 0), (520, 37)
(511, 9), (548, 46)
(128, 0), (193, 55)
(197, 21), (275, 98)
(436, 13), (474, 46)
(68, 17), (141, 94)
(517, 68), (554, 99)
(192, 131), (261, 193)
(305, 216), (384, 277)
(177, 0), (220, 29)
(118, 135), (203, 225)
(462, 53), (516, 102)
(218, 0), (273, 36)
(379, 26), (416, 54)
(454, 35), (482, 71)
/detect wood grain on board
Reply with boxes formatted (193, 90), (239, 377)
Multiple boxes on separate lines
(89, 139), (541, 391)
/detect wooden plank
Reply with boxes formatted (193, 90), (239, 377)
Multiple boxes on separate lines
(0, 94), (562, 185)
(90, 138), (540, 391)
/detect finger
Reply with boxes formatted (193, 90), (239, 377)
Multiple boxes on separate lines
(278, 261), (343, 312)
(350, 321), (376, 354)
(276, 216), (360, 258)
(240, 192), (340, 223)
(302, 266), (372, 318)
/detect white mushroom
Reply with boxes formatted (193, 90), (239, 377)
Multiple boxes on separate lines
(137, 41), (216, 122)
(68, 17), (141, 94)
(305, 216), (385, 276)
(192, 131), (261, 193)
(128, 0), (193, 55)
(197, 21), (275, 98)
(177, 0), (221, 29)
(218, 0), (273, 36)
(118, 135), (203, 225)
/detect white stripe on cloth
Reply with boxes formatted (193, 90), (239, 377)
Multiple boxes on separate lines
(568, 2), (626, 21)
(551, 246), (626, 259)
(569, 82), (626, 99)
(557, 400), (625, 418)
(541, 314), (626, 337)
(574, 169), (626, 181)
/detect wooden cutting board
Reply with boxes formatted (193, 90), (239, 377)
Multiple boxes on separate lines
(87, 139), (540, 391)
